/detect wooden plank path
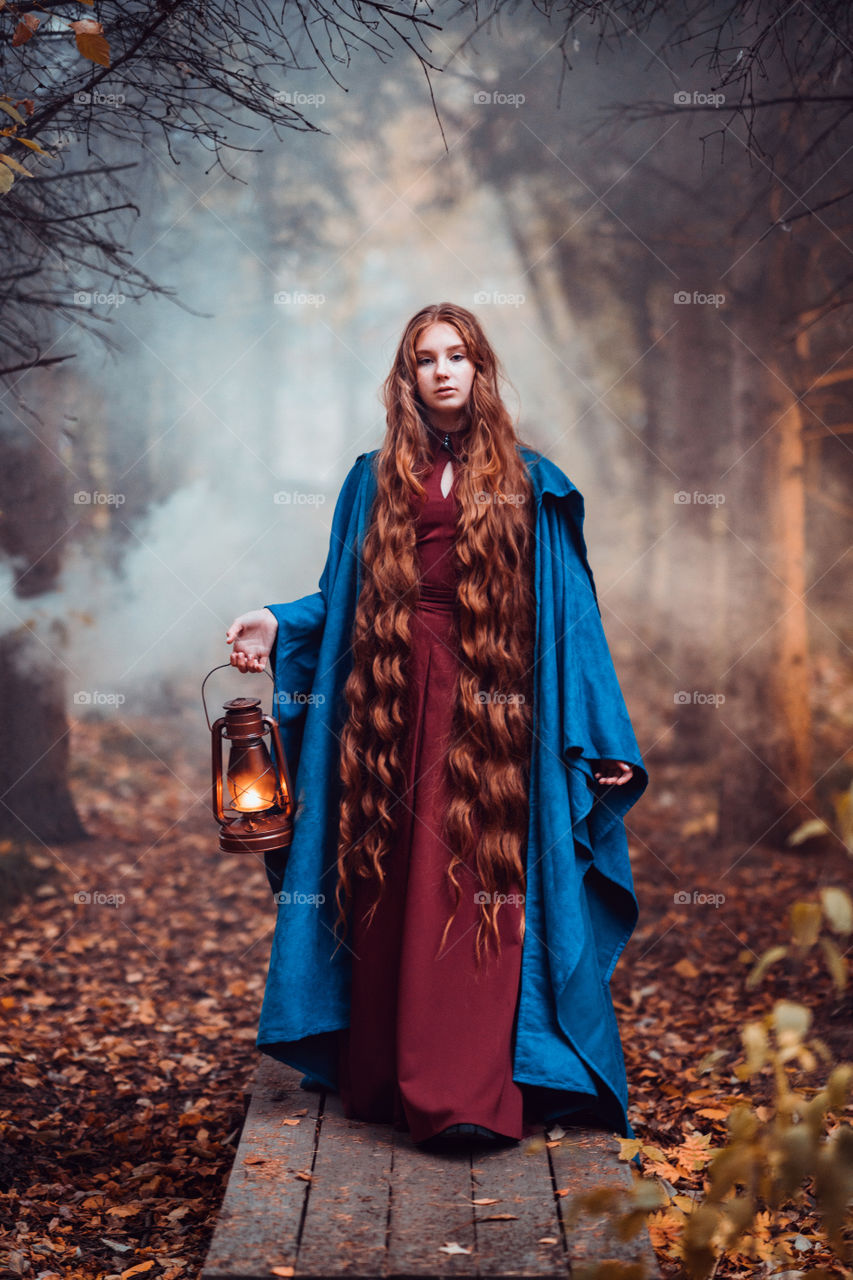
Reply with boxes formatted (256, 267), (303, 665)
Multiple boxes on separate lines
(202, 1056), (661, 1279)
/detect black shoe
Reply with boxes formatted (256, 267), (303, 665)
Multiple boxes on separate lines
(418, 1122), (518, 1153)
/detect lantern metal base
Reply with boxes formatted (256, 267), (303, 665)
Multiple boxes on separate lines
(218, 812), (293, 855)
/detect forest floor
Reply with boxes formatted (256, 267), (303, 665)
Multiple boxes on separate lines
(0, 707), (851, 1280)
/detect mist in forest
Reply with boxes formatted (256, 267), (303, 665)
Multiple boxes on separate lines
(7, 0), (851, 813)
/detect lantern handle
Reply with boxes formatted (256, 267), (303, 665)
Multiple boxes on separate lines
(201, 662), (273, 733)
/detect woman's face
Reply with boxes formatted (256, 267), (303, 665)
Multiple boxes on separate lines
(414, 321), (476, 425)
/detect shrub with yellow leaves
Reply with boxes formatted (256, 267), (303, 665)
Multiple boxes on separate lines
(561, 890), (853, 1280)
(746, 886), (852, 994)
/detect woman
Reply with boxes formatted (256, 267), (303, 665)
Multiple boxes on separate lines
(225, 302), (647, 1150)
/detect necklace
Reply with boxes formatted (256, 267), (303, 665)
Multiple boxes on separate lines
(427, 423), (466, 460)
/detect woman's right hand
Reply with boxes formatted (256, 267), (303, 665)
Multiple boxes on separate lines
(225, 608), (278, 673)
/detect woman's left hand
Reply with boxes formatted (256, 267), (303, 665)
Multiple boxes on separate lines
(591, 759), (634, 786)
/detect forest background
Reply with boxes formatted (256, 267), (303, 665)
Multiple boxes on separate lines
(1, 2), (852, 1277)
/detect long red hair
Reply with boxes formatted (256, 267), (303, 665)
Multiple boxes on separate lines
(334, 302), (539, 966)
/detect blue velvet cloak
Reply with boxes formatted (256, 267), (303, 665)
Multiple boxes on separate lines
(256, 446), (649, 1138)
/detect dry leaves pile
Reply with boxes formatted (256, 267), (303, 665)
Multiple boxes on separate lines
(0, 714), (273, 1279)
(0, 716), (851, 1280)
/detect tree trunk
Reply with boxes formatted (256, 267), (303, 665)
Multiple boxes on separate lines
(0, 368), (88, 842)
(717, 309), (813, 846)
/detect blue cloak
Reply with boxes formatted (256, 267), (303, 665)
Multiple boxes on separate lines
(256, 446), (649, 1138)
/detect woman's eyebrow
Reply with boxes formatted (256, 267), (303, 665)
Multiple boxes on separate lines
(415, 344), (467, 355)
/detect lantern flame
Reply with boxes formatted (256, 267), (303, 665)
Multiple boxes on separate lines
(226, 740), (280, 812)
(230, 783), (270, 813)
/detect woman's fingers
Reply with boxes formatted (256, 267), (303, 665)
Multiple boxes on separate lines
(592, 760), (634, 785)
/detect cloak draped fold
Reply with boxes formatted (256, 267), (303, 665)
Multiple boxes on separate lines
(256, 446), (648, 1137)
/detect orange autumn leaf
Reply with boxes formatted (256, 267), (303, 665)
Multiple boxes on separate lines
(120, 1263), (155, 1278)
(12, 13), (39, 45)
(69, 20), (110, 67)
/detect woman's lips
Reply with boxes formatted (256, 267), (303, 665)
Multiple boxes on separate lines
(436, 387), (456, 395)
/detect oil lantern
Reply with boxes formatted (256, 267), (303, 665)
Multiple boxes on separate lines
(202, 665), (294, 855)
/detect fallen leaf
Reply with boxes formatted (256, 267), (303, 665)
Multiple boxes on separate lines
(270, 1268), (295, 1277)
(121, 1263), (155, 1279)
(472, 1197), (499, 1205)
(438, 1242), (471, 1256)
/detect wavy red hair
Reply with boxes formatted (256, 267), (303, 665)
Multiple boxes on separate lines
(333, 302), (539, 967)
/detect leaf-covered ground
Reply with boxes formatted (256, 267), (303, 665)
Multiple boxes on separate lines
(0, 710), (851, 1279)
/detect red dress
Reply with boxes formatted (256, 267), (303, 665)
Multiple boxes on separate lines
(337, 434), (527, 1144)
